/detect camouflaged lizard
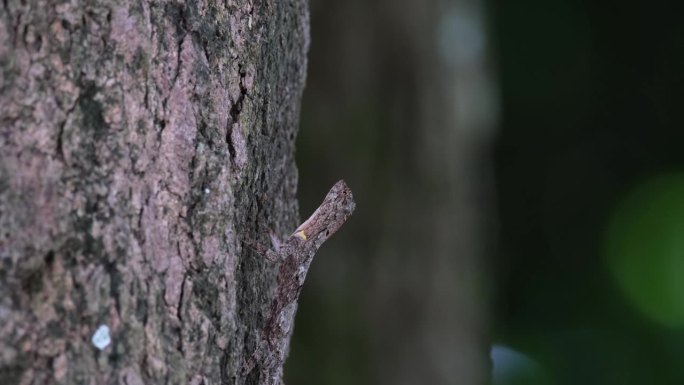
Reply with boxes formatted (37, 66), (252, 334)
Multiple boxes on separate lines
(244, 180), (356, 385)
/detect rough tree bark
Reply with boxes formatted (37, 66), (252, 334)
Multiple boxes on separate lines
(0, 0), (309, 384)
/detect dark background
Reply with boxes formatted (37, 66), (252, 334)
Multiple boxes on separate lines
(290, 0), (684, 384)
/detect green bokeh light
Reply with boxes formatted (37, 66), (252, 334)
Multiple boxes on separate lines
(605, 173), (684, 328)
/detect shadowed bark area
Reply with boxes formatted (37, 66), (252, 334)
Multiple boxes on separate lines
(0, 0), (308, 383)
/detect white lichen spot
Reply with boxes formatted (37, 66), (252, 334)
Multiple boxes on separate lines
(91, 324), (111, 350)
(204, 188), (210, 195)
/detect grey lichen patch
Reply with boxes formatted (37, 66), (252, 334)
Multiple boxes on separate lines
(91, 324), (112, 350)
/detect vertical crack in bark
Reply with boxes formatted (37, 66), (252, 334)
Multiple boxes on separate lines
(172, 35), (185, 88)
(200, 37), (210, 65)
(177, 272), (187, 323)
(105, 258), (122, 317)
(135, 193), (149, 245)
(140, 279), (151, 381)
(171, 4), (188, 88)
(155, 117), (167, 150)
(143, 72), (150, 111)
(226, 64), (248, 166)
(56, 121), (66, 162)
(226, 124), (237, 166)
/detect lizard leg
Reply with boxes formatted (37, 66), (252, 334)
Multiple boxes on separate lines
(268, 229), (282, 251)
(245, 239), (279, 262)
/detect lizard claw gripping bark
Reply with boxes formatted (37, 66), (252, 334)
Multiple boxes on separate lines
(244, 180), (356, 384)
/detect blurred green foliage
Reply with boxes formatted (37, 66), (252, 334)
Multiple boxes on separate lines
(606, 174), (684, 328)
(493, 0), (684, 384)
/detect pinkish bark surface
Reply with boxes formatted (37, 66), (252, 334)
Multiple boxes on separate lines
(0, 0), (309, 384)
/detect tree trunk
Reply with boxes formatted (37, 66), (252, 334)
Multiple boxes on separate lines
(369, 2), (494, 383)
(295, 0), (495, 383)
(0, 0), (309, 384)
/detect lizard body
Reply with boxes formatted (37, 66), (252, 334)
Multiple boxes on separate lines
(245, 180), (355, 385)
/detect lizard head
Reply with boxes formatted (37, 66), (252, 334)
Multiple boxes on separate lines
(292, 180), (356, 249)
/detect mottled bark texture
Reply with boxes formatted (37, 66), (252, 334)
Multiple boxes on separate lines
(0, 0), (308, 384)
